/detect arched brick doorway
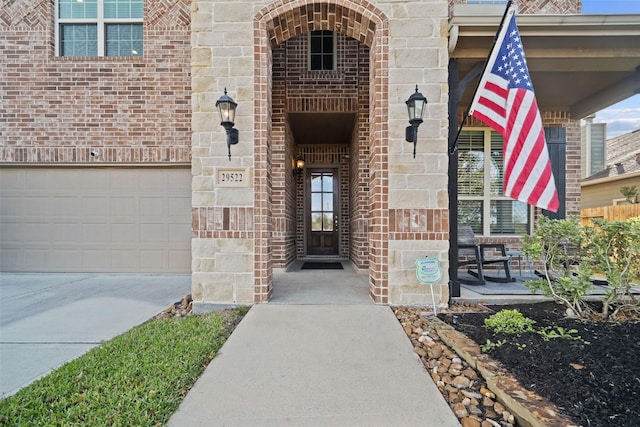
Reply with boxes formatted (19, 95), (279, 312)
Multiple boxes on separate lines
(253, 0), (389, 303)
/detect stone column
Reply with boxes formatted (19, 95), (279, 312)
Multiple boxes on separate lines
(191, 0), (257, 310)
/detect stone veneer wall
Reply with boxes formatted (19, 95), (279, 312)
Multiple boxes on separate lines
(191, 0), (258, 306)
(0, 0), (191, 164)
(192, 0), (450, 307)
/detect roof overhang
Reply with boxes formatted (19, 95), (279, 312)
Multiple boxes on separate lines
(449, 7), (640, 119)
(581, 170), (640, 187)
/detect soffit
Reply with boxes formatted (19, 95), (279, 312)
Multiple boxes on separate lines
(449, 12), (640, 119)
(288, 112), (356, 146)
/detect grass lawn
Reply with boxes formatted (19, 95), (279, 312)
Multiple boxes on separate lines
(0, 307), (248, 426)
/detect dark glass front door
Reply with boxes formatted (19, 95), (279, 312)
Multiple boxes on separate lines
(307, 169), (339, 255)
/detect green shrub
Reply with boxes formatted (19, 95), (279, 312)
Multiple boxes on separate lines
(523, 216), (640, 321)
(522, 216), (593, 318)
(481, 309), (584, 353)
(484, 309), (536, 335)
(588, 217), (640, 319)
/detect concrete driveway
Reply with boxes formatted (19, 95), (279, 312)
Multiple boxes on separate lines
(0, 273), (190, 398)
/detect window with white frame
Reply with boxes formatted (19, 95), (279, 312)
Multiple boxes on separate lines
(308, 30), (336, 71)
(458, 129), (531, 236)
(56, 0), (143, 57)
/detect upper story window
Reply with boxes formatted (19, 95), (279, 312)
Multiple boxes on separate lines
(308, 30), (336, 71)
(458, 129), (532, 236)
(56, 0), (143, 57)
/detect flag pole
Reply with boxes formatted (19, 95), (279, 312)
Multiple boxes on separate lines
(449, 0), (513, 155)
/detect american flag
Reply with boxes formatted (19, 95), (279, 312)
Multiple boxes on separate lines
(468, 8), (559, 212)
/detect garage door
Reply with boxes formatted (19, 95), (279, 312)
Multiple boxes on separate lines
(0, 167), (191, 273)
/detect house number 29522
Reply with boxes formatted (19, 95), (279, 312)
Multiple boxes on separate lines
(221, 172), (243, 183)
(216, 168), (250, 187)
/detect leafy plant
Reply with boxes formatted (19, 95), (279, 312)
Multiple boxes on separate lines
(484, 309), (536, 335)
(481, 339), (506, 352)
(588, 217), (640, 320)
(538, 326), (582, 341)
(515, 342), (527, 351)
(620, 185), (638, 204)
(522, 216), (594, 318)
(523, 216), (640, 321)
(482, 309), (584, 350)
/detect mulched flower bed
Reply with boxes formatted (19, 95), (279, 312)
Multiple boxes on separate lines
(439, 301), (640, 427)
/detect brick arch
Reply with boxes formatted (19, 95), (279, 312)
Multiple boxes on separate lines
(253, 0), (390, 304)
(256, 0), (386, 46)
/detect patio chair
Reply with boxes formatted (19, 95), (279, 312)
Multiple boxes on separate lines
(457, 225), (515, 285)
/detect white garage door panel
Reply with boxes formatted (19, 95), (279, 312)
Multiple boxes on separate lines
(82, 197), (110, 216)
(0, 168), (191, 273)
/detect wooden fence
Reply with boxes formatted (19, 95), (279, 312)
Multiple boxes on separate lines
(581, 204), (640, 225)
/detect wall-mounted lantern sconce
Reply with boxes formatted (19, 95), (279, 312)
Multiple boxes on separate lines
(215, 88), (239, 161)
(405, 85), (428, 158)
(293, 156), (305, 176)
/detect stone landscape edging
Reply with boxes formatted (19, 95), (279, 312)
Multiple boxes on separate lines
(430, 317), (579, 427)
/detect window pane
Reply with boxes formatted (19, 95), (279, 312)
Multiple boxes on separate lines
(323, 213), (334, 231)
(458, 129), (531, 237)
(60, 24), (98, 56)
(322, 175), (333, 192)
(310, 35), (321, 52)
(490, 132), (504, 196)
(322, 194), (333, 211)
(322, 33), (333, 52)
(104, 0), (144, 19)
(105, 24), (143, 56)
(458, 131), (485, 196)
(311, 193), (322, 211)
(59, 0), (97, 19)
(311, 174), (322, 192)
(322, 55), (333, 70)
(490, 200), (529, 235)
(309, 31), (334, 71)
(458, 200), (483, 234)
(311, 213), (323, 232)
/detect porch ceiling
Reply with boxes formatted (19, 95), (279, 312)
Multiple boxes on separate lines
(449, 12), (640, 119)
(288, 112), (356, 146)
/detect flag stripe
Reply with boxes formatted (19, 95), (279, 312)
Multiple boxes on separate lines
(472, 76), (509, 132)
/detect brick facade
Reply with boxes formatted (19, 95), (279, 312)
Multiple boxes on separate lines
(0, 0), (192, 164)
(2, 0), (585, 308)
(271, 33), (369, 267)
(253, 0), (397, 304)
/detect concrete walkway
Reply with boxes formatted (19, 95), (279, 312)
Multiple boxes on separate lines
(271, 260), (371, 305)
(2, 266), (461, 425)
(169, 304), (461, 426)
(0, 273), (190, 398)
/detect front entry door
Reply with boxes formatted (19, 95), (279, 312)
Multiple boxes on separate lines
(307, 169), (339, 255)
